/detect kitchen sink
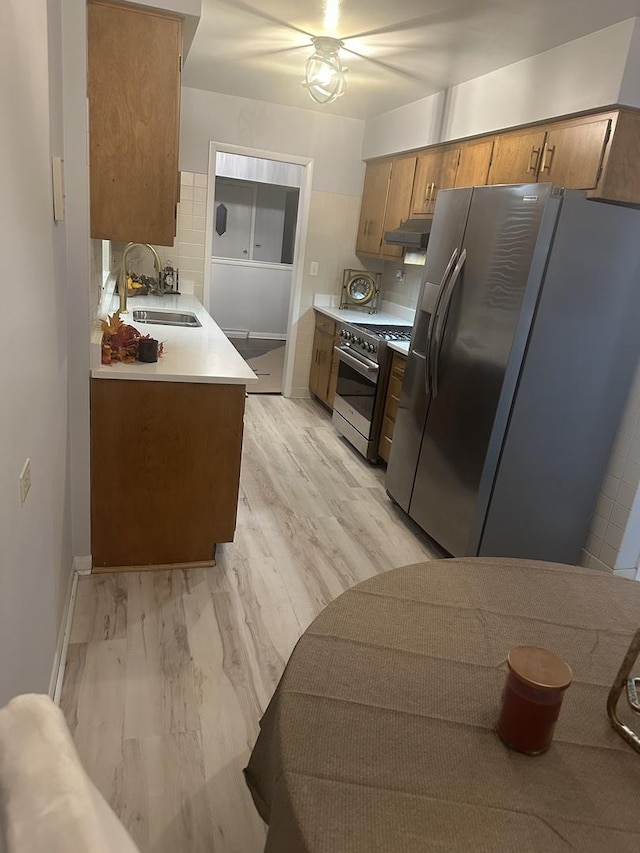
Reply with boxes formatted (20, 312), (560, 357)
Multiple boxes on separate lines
(132, 308), (201, 327)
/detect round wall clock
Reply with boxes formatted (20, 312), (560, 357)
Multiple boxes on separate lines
(340, 269), (381, 313)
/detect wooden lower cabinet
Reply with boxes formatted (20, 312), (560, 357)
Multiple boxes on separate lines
(378, 352), (407, 463)
(309, 312), (340, 408)
(90, 378), (246, 570)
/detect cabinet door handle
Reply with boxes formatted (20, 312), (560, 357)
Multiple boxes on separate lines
(540, 144), (555, 173)
(528, 145), (541, 173)
(431, 182), (437, 203)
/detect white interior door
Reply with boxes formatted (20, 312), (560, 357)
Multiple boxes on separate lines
(213, 182), (254, 260)
(253, 185), (287, 263)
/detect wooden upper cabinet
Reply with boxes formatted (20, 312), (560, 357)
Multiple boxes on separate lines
(88, 1), (182, 246)
(455, 138), (495, 188)
(410, 147), (459, 216)
(590, 110), (640, 205)
(356, 160), (392, 255)
(357, 108), (640, 254)
(488, 128), (547, 185)
(382, 156), (417, 258)
(539, 116), (612, 190)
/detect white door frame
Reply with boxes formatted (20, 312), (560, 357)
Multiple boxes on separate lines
(205, 142), (314, 398)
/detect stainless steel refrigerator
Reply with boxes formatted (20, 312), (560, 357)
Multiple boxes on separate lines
(386, 183), (640, 563)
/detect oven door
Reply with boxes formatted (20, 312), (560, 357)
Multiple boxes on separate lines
(332, 346), (379, 443)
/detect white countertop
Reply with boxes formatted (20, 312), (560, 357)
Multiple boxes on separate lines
(388, 341), (410, 356)
(91, 293), (258, 384)
(314, 304), (414, 326)
(313, 297), (414, 358)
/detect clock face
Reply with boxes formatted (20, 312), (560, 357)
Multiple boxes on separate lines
(348, 274), (374, 303)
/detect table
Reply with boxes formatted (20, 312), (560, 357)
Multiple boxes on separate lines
(244, 558), (640, 852)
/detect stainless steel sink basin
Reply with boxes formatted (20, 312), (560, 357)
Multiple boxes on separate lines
(132, 308), (201, 327)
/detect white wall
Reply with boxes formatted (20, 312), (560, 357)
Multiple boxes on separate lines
(363, 19), (636, 159)
(619, 18), (640, 107)
(62, 0), (92, 559)
(180, 87), (366, 196)
(0, 0), (72, 702)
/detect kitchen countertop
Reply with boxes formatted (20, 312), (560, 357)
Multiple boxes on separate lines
(313, 300), (414, 358)
(387, 340), (410, 356)
(91, 292), (258, 385)
(313, 303), (415, 327)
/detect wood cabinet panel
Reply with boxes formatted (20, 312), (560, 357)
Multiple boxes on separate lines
(591, 110), (640, 204)
(309, 313), (338, 407)
(488, 128), (547, 185)
(378, 352), (407, 462)
(540, 117), (611, 189)
(91, 379), (246, 570)
(455, 138), (495, 188)
(382, 156), (417, 258)
(411, 148), (459, 216)
(356, 160), (391, 255)
(88, 1), (181, 246)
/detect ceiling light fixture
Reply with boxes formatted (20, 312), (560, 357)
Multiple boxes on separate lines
(303, 37), (347, 105)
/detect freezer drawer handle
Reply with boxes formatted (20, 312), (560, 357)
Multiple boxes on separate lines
(431, 248), (467, 399)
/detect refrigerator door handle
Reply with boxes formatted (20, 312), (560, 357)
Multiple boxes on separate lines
(425, 248), (459, 396)
(431, 248), (467, 398)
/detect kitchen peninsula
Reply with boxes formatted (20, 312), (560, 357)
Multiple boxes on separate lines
(90, 292), (257, 572)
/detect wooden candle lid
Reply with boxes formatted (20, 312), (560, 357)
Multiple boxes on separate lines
(507, 646), (573, 691)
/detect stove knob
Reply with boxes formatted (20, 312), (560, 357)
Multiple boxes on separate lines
(367, 343), (374, 352)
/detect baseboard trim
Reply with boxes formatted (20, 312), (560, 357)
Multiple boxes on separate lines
(48, 556), (90, 705)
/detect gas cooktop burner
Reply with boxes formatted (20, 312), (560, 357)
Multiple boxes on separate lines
(354, 323), (412, 342)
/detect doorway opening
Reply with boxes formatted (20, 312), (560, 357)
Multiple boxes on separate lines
(205, 144), (313, 396)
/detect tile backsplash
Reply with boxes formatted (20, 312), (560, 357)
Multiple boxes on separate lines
(380, 260), (423, 309)
(153, 171), (207, 301)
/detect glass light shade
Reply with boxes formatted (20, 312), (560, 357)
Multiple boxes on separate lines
(303, 37), (346, 105)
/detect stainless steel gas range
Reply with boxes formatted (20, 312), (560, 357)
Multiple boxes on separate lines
(332, 320), (412, 462)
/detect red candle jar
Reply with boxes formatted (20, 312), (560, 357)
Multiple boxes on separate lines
(497, 646), (573, 754)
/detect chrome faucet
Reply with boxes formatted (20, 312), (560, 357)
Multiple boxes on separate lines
(118, 242), (163, 314)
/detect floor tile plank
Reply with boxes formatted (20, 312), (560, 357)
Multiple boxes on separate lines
(61, 396), (437, 852)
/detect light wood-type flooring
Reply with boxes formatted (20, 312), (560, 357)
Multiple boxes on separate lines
(229, 337), (285, 394)
(60, 395), (440, 853)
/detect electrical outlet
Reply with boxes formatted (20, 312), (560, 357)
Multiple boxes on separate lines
(310, 261), (319, 276)
(19, 458), (31, 506)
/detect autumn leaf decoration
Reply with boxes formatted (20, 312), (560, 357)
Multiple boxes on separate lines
(101, 310), (164, 365)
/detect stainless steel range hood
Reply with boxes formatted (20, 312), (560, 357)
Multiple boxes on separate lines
(384, 218), (432, 249)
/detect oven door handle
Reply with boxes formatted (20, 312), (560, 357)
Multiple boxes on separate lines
(334, 346), (380, 377)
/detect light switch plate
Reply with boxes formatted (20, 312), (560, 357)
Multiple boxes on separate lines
(310, 261), (319, 276)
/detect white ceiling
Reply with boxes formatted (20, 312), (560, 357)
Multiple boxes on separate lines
(182, 0), (640, 119)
